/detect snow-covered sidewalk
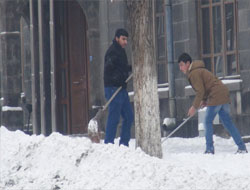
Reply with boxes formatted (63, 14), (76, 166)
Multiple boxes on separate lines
(1, 126), (250, 190)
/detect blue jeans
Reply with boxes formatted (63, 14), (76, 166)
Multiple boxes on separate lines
(104, 87), (134, 146)
(204, 104), (246, 151)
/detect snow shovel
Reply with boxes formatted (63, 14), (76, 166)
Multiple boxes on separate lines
(88, 74), (133, 143)
(161, 112), (196, 144)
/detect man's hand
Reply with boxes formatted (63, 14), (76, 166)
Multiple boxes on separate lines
(188, 106), (196, 117)
(200, 101), (207, 109)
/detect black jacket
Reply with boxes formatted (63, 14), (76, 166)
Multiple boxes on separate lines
(104, 39), (131, 88)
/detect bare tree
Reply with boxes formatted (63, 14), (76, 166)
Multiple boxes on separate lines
(126, 0), (162, 158)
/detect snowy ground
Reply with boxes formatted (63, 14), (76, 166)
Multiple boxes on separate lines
(1, 126), (250, 190)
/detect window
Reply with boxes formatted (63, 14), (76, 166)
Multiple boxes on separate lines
(155, 0), (165, 60)
(199, 0), (239, 76)
(155, 0), (167, 84)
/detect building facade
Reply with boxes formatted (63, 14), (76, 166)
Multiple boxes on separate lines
(0, 0), (249, 138)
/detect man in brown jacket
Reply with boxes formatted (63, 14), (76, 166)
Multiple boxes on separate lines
(178, 53), (247, 154)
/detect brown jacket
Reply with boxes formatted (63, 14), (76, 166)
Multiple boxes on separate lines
(187, 60), (230, 109)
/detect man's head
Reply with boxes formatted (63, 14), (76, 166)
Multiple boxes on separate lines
(115, 28), (128, 48)
(178, 53), (192, 74)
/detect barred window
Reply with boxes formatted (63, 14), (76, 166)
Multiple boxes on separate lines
(155, 0), (168, 84)
(199, 0), (239, 76)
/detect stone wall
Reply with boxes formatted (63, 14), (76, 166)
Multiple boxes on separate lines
(171, 0), (200, 136)
(79, 0), (102, 119)
(0, 0), (23, 129)
(236, 0), (250, 135)
(238, 0), (250, 114)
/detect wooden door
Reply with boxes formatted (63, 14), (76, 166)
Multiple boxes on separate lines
(67, 1), (89, 134)
(55, 0), (89, 134)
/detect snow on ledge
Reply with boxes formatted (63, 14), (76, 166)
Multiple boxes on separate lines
(185, 78), (242, 89)
(222, 79), (242, 84)
(128, 87), (169, 97)
(158, 87), (169, 92)
(2, 106), (23, 112)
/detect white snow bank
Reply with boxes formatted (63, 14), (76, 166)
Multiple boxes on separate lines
(1, 126), (250, 190)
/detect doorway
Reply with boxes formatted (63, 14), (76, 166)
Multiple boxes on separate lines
(54, 0), (89, 134)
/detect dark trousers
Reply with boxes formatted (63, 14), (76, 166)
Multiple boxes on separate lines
(104, 87), (134, 146)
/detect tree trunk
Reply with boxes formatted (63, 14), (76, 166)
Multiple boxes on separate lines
(126, 0), (162, 158)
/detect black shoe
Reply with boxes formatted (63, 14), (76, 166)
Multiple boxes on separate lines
(235, 149), (248, 154)
(204, 149), (214, 154)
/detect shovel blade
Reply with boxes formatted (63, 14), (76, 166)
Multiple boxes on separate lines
(88, 119), (101, 143)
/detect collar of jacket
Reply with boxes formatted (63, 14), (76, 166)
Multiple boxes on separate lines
(187, 60), (205, 75)
(188, 62), (193, 71)
(113, 39), (123, 50)
(187, 62), (193, 76)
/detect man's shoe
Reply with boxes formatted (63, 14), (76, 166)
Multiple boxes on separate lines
(204, 149), (214, 154)
(235, 149), (248, 154)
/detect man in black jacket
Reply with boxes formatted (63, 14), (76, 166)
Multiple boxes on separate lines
(104, 28), (133, 146)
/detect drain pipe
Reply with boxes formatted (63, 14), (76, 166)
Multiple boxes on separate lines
(164, 0), (176, 127)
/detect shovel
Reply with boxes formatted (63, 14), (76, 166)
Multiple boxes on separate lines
(88, 74), (133, 143)
(161, 112), (197, 144)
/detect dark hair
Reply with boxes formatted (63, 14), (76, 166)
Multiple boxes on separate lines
(178, 53), (192, 64)
(115, 28), (129, 38)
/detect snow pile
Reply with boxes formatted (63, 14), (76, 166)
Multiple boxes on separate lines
(1, 126), (250, 190)
(163, 117), (176, 128)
